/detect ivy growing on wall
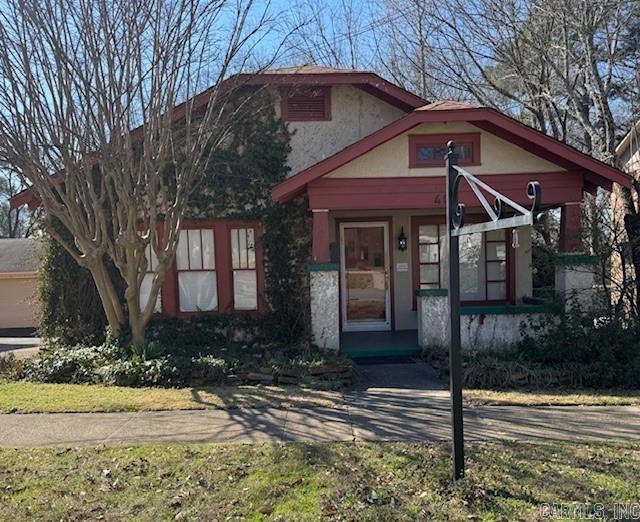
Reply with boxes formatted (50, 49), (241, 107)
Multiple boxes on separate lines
(39, 88), (312, 346)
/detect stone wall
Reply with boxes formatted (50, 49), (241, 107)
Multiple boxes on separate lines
(309, 264), (340, 351)
(416, 290), (547, 349)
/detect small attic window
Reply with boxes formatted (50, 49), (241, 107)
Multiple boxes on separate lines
(409, 133), (481, 168)
(280, 86), (331, 121)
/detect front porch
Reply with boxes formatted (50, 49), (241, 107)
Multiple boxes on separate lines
(341, 330), (420, 359)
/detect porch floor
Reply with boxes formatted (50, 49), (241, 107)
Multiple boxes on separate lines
(341, 330), (420, 359)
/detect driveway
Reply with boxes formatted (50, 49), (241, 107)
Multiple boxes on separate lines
(0, 329), (40, 360)
(2, 361), (640, 447)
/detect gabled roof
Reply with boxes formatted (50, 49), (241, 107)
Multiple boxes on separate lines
(0, 238), (41, 273)
(10, 66), (426, 211)
(272, 104), (632, 203)
(616, 120), (640, 157)
(233, 66), (427, 112)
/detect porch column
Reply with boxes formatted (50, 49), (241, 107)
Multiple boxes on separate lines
(555, 201), (596, 308)
(309, 209), (339, 351)
(312, 209), (330, 263)
(308, 263), (340, 352)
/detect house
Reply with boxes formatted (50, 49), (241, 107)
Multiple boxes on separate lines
(0, 238), (41, 330)
(616, 120), (640, 177)
(10, 66), (632, 356)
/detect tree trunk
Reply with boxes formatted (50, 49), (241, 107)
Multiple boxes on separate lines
(88, 260), (125, 339)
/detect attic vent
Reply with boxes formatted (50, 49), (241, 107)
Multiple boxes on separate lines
(281, 86), (331, 121)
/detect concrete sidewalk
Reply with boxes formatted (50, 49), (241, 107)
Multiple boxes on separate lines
(2, 387), (640, 448)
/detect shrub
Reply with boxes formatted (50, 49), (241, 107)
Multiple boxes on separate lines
(0, 353), (22, 380)
(17, 339), (353, 389)
(429, 300), (640, 389)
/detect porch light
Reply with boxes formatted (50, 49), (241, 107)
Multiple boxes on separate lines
(398, 227), (408, 251)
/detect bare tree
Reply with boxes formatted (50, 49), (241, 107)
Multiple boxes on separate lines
(0, 165), (32, 237)
(284, 0), (376, 69)
(0, 0), (280, 343)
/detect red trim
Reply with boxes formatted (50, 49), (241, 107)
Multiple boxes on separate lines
(280, 86), (331, 121)
(312, 210), (331, 263)
(168, 218), (265, 318)
(238, 72), (426, 111)
(307, 172), (584, 211)
(411, 216), (444, 309)
(559, 202), (583, 252)
(408, 132), (480, 168)
(335, 217), (395, 331)
(271, 106), (631, 203)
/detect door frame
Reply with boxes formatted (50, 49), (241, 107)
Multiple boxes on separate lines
(338, 220), (393, 332)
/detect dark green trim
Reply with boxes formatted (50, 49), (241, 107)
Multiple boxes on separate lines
(308, 263), (340, 272)
(556, 253), (597, 266)
(461, 304), (548, 315)
(416, 288), (448, 297)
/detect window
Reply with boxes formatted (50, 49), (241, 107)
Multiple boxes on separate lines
(176, 229), (218, 312)
(412, 218), (509, 304)
(417, 224), (447, 289)
(409, 133), (480, 168)
(140, 244), (162, 313)
(280, 86), (331, 121)
(458, 230), (507, 301)
(230, 227), (258, 310)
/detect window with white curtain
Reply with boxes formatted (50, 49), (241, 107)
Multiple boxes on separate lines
(176, 229), (217, 312)
(230, 227), (257, 310)
(140, 244), (162, 313)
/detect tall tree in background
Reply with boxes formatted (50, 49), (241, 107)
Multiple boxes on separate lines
(0, 0), (280, 343)
(285, 0), (374, 69)
(0, 166), (30, 237)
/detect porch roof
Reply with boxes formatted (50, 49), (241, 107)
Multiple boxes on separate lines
(272, 104), (632, 205)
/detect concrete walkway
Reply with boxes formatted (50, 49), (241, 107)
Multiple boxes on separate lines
(1, 362), (640, 448)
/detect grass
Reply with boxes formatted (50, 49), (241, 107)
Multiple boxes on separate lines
(1, 440), (639, 520)
(464, 388), (640, 406)
(0, 382), (344, 414)
(3, 381), (640, 414)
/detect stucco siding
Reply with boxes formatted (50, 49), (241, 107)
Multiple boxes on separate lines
(276, 86), (406, 176)
(0, 274), (39, 329)
(327, 122), (566, 178)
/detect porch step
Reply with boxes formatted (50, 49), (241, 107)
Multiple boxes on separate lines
(341, 330), (420, 359)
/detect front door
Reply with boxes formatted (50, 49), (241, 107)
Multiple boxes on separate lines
(339, 222), (391, 331)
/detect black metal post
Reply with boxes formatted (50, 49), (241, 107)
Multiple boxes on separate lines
(446, 141), (465, 481)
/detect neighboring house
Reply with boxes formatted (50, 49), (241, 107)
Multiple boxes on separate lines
(0, 238), (41, 330)
(611, 120), (639, 304)
(9, 66), (632, 355)
(616, 120), (640, 178)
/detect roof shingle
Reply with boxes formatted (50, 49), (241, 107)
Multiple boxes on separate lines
(0, 238), (41, 273)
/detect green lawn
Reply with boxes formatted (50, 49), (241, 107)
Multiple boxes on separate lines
(1, 440), (638, 520)
(3, 381), (640, 414)
(0, 382), (345, 413)
(464, 388), (640, 406)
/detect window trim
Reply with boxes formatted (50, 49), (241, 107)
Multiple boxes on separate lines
(408, 132), (481, 168)
(230, 227), (258, 311)
(411, 215), (514, 309)
(280, 86), (332, 122)
(165, 219), (265, 318)
(176, 228), (218, 313)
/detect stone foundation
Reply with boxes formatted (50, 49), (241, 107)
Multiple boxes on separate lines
(555, 253), (596, 309)
(309, 263), (340, 351)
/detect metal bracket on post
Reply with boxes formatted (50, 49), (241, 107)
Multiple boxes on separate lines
(445, 140), (542, 482)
